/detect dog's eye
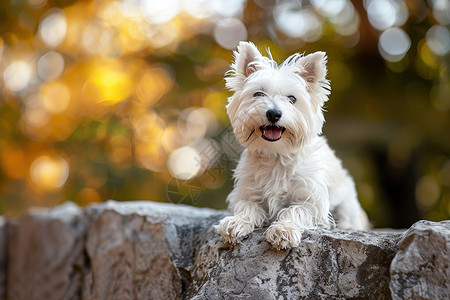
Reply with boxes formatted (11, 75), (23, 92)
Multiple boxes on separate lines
(254, 91), (265, 97)
(288, 95), (296, 104)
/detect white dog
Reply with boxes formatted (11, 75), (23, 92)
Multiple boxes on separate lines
(217, 42), (370, 250)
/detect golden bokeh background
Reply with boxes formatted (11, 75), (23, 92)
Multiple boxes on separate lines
(0, 0), (449, 228)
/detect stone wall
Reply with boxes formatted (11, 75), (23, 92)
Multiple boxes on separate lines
(1, 200), (449, 299)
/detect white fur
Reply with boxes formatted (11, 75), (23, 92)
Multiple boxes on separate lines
(217, 42), (370, 250)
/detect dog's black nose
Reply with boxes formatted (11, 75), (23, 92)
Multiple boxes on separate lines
(266, 109), (282, 123)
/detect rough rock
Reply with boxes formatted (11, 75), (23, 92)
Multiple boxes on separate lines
(2, 201), (449, 299)
(82, 200), (226, 300)
(0, 218), (6, 300)
(6, 202), (88, 300)
(189, 227), (400, 299)
(390, 220), (450, 300)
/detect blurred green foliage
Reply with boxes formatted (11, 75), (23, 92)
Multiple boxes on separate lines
(0, 0), (449, 228)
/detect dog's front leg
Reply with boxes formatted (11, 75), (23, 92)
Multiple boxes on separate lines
(266, 190), (332, 250)
(217, 192), (267, 245)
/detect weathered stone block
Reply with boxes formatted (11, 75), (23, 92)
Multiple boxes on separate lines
(2, 201), (449, 299)
(0, 218), (6, 300)
(82, 201), (226, 300)
(390, 220), (450, 300)
(6, 202), (88, 300)
(189, 227), (400, 299)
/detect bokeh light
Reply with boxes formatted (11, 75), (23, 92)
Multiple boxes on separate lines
(378, 27), (411, 62)
(28, 0), (47, 9)
(141, 0), (180, 24)
(135, 66), (174, 105)
(3, 61), (32, 92)
(214, 18), (248, 50)
(312, 0), (358, 36)
(366, 0), (408, 31)
(431, 0), (450, 24)
(275, 5), (322, 41)
(38, 9), (67, 48)
(167, 146), (202, 180)
(416, 176), (441, 209)
(426, 25), (450, 56)
(37, 51), (65, 81)
(30, 156), (69, 191)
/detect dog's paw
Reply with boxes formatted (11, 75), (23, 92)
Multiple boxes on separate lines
(217, 216), (254, 245)
(266, 222), (303, 250)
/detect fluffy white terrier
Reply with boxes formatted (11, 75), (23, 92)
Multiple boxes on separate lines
(217, 42), (370, 250)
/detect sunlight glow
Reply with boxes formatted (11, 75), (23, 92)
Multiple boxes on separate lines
(41, 82), (71, 114)
(366, 0), (408, 31)
(141, 0), (180, 24)
(378, 27), (411, 62)
(39, 9), (67, 48)
(3, 60), (32, 92)
(274, 5), (322, 41)
(167, 146), (201, 180)
(84, 63), (134, 104)
(37, 51), (65, 81)
(30, 155), (69, 190)
(426, 25), (450, 56)
(214, 18), (247, 50)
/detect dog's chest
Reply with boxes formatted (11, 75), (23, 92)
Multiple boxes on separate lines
(253, 155), (296, 201)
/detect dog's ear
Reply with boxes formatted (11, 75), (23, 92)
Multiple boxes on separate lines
(297, 51), (327, 85)
(226, 41), (263, 91)
(234, 41), (262, 77)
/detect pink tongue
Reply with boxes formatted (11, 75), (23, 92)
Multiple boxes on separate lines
(264, 127), (282, 140)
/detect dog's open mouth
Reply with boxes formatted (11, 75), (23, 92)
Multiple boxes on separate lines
(259, 125), (285, 142)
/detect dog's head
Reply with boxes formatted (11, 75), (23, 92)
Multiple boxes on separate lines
(225, 41), (330, 155)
